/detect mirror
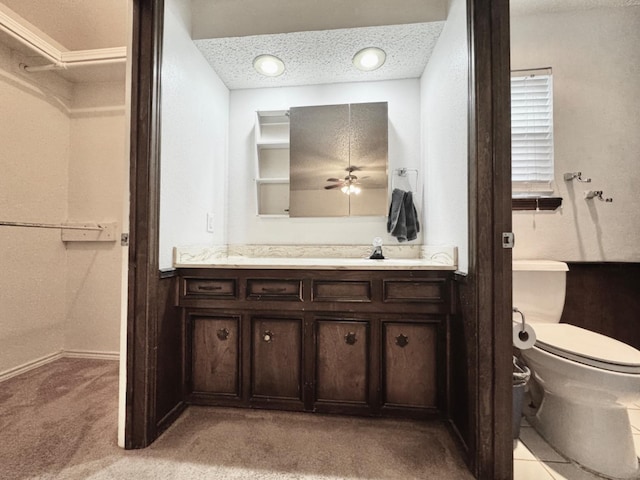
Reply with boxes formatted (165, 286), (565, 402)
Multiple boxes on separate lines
(289, 102), (388, 217)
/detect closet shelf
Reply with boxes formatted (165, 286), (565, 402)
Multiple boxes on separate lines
(1, 7), (126, 82)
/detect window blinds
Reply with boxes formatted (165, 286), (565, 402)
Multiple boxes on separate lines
(511, 72), (554, 184)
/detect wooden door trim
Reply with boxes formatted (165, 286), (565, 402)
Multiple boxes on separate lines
(125, 0), (164, 449)
(125, 0), (516, 475)
(467, 0), (513, 477)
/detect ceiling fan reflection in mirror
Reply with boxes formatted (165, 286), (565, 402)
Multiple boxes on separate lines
(324, 166), (369, 195)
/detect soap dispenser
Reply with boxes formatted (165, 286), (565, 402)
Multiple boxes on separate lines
(369, 237), (385, 260)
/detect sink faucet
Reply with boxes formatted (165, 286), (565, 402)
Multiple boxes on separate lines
(369, 237), (385, 260)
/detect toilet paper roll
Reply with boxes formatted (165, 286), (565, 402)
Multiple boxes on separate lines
(513, 323), (536, 349)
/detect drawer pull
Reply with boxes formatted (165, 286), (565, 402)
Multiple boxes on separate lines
(263, 330), (274, 343)
(261, 287), (287, 293)
(344, 332), (357, 345)
(197, 285), (222, 291)
(216, 328), (229, 341)
(395, 334), (409, 348)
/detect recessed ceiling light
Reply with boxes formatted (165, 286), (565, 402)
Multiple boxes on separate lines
(352, 47), (386, 72)
(253, 54), (285, 77)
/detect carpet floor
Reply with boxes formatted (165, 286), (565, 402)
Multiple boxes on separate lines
(0, 358), (473, 479)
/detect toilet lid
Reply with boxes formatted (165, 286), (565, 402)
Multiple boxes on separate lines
(533, 323), (640, 374)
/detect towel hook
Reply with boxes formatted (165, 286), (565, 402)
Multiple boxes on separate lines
(584, 190), (613, 202)
(564, 171), (591, 183)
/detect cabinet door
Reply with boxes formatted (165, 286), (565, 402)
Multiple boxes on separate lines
(289, 104), (350, 217)
(191, 316), (240, 396)
(382, 321), (438, 408)
(251, 317), (302, 400)
(315, 319), (369, 404)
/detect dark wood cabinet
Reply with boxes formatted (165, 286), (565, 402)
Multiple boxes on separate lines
(191, 315), (240, 397)
(250, 316), (303, 402)
(382, 321), (438, 409)
(314, 318), (370, 407)
(180, 268), (452, 419)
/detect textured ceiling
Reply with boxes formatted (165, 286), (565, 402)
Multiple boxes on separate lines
(195, 22), (445, 90)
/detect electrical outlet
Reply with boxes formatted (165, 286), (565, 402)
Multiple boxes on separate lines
(206, 213), (215, 233)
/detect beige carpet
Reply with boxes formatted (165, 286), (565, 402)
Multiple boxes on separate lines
(0, 358), (473, 479)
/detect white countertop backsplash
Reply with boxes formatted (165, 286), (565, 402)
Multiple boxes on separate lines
(173, 244), (457, 270)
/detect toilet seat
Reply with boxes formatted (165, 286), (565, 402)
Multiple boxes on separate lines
(532, 323), (640, 374)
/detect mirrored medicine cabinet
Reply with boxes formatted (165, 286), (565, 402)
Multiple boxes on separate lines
(255, 102), (388, 217)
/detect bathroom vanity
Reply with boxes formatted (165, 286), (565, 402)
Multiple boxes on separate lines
(176, 262), (455, 419)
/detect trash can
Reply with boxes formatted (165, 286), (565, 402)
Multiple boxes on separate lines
(512, 356), (530, 440)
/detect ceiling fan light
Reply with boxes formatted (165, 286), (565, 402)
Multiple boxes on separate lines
(253, 54), (285, 77)
(353, 47), (386, 72)
(341, 184), (362, 195)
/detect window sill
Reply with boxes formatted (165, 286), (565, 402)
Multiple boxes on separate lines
(512, 196), (562, 211)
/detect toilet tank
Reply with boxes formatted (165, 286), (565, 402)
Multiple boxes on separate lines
(513, 260), (569, 324)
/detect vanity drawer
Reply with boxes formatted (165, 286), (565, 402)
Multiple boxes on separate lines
(383, 279), (446, 303)
(183, 278), (237, 298)
(312, 280), (372, 302)
(246, 278), (303, 301)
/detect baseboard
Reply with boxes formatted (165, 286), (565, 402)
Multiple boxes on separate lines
(0, 349), (120, 383)
(63, 350), (120, 361)
(0, 350), (64, 382)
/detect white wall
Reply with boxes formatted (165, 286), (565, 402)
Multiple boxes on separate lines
(159, 0), (230, 269)
(0, 43), (69, 373)
(420, 0), (469, 272)
(511, 6), (640, 262)
(228, 79), (422, 246)
(66, 82), (127, 354)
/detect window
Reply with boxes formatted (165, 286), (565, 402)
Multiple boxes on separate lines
(511, 69), (554, 193)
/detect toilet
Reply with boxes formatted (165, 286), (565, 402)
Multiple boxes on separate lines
(513, 260), (640, 479)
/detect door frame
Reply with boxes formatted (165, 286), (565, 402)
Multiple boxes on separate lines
(124, 0), (164, 448)
(124, 1), (514, 478)
(466, 0), (513, 477)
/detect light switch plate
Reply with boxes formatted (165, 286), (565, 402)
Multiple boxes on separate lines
(206, 213), (215, 233)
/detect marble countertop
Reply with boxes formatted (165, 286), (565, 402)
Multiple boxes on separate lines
(173, 245), (457, 270)
(175, 256), (456, 270)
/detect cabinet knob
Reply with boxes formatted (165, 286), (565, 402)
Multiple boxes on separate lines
(217, 328), (229, 341)
(344, 332), (357, 345)
(395, 334), (409, 348)
(263, 330), (274, 343)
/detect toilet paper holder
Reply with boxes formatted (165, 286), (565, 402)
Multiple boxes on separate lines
(513, 307), (528, 341)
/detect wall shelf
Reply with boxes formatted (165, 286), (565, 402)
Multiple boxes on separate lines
(255, 110), (290, 216)
(512, 196), (562, 211)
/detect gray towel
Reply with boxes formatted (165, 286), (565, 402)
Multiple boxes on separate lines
(387, 188), (420, 242)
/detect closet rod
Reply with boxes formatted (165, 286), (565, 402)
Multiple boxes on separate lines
(0, 221), (104, 231)
(21, 57), (126, 73)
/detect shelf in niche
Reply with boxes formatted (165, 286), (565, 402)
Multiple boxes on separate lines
(257, 141), (289, 149)
(255, 110), (291, 216)
(256, 178), (289, 184)
(512, 196), (562, 211)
